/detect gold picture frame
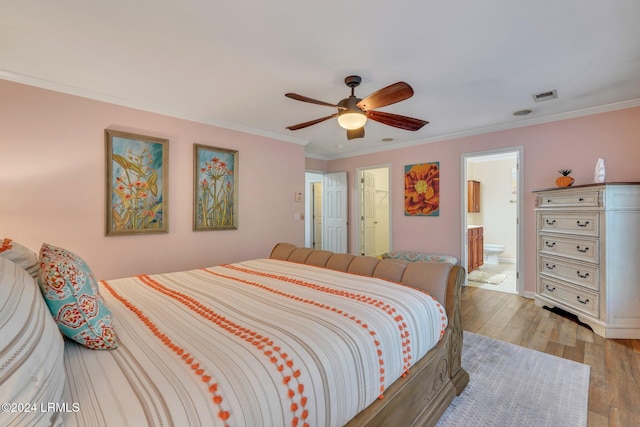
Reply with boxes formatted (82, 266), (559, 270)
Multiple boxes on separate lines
(193, 144), (239, 231)
(105, 129), (169, 235)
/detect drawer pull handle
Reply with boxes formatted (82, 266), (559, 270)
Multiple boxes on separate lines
(545, 219), (556, 225)
(578, 197), (584, 202)
(576, 245), (590, 253)
(576, 220), (590, 227)
(576, 271), (590, 279)
(545, 242), (556, 248)
(545, 263), (556, 270)
(545, 285), (556, 292)
(576, 296), (590, 305)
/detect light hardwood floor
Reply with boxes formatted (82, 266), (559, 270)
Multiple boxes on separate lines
(460, 286), (640, 427)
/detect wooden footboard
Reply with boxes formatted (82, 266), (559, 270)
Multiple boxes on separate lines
(445, 265), (470, 395)
(270, 243), (470, 426)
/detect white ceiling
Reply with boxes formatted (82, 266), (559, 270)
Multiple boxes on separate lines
(2, 1), (640, 159)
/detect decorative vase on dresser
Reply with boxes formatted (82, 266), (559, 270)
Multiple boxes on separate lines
(533, 183), (640, 338)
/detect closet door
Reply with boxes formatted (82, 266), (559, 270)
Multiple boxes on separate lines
(323, 172), (348, 253)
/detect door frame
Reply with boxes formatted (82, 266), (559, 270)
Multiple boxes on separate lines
(460, 146), (524, 295)
(310, 181), (323, 249)
(356, 164), (392, 257)
(304, 171), (324, 248)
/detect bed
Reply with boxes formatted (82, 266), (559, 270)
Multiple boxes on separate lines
(1, 240), (468, 427)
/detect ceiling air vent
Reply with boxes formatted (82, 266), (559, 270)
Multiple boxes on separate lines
(532, 89), (558, 103)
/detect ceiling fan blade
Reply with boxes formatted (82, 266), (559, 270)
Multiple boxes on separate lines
(356, 82), (414, 111)
(347, 127), (365, 140)
(366, 110), (428, 131)
(285, 93), (346, 110)
(286, 113), (338, 131)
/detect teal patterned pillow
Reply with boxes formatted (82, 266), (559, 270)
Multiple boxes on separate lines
(38, 243), (117, 350)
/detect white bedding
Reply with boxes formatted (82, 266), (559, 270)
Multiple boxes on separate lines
(62, 259), (447, 427)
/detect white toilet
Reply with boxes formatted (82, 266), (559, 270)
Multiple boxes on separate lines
(483, 244), (504, 265)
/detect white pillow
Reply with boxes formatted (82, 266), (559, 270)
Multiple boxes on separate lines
(0, 238), (39, 279)
(0, 256), (66, 427)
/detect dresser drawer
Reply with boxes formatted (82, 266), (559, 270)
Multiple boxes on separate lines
(539, 234), (599, 263)
(539, 212), (599, 236)
(540, 255), (599, 291)
(537, 190), (601, 208)
(539, 277), (599, 317)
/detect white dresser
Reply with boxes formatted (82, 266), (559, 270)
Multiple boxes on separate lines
(533, 183), (640, 338)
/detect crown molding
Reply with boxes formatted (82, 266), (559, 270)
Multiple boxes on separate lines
(318, 98), (640, 160)
(0, 70), (308, 146)
(3, 70), (637, 158)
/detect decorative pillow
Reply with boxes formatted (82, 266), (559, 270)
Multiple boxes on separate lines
(38, 243), (117, 350)
(382, 250), (458, 265)
(0, 238), (39, 278)
(0, 256), (66, 427)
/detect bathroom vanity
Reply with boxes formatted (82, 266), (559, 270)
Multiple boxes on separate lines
(467, 225), (483, 272)
(533, 183), (640, 338)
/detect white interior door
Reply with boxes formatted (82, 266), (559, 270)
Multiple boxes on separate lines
(323, 172), (348, 253)
(363, 172), (376, 256)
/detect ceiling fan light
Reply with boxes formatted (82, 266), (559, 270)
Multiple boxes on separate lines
(337, 111), (367, 130)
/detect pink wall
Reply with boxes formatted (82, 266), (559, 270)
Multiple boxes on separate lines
(4, 77), (638, 293)
(305, 157), (327, 172)
(327, 107), (640, 293)
(0, 80), (306, 279)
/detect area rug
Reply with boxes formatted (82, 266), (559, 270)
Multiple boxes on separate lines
(467, 269), (506, 284)
(436, 332), (589, 427)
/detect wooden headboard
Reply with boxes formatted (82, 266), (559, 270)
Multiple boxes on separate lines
(270, 242), (460, 307)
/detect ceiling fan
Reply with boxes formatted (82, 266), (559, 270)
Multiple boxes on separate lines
(285, 75), (429, 140)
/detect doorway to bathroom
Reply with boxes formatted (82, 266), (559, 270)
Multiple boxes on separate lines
(461, 147), (523, 295)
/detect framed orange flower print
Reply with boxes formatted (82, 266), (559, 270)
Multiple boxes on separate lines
(404, 162), (439, 216)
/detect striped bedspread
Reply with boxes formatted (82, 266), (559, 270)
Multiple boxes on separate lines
(62, 259), (447, 427)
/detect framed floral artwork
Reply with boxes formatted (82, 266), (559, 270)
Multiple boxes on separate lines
(105, 129), (169, 235)
(404, 162), (440, 216)
(193, 144), (239, 230)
